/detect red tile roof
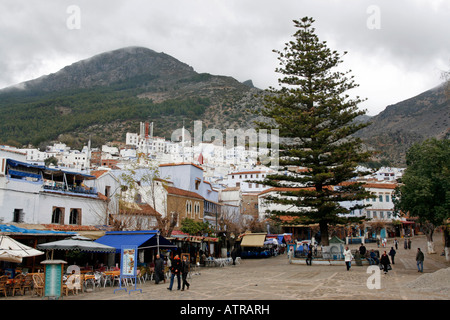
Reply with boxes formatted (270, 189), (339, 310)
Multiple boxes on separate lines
(165, 186), (204, 200)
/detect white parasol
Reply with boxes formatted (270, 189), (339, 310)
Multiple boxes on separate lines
(0, 235), (44, 263)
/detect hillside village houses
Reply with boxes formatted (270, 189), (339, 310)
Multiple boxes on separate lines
(0, 121), (413, 244)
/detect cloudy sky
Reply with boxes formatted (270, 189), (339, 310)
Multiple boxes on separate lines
(0, 0), (448, 115)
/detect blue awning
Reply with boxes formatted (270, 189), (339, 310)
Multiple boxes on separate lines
(0, 224), (75, 235)
(6, 159), (45, 170)
(94, 231), (175, 253)
(8, 169), (41, 179)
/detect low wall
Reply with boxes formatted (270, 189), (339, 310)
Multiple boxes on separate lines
(290, 258), (371, 266)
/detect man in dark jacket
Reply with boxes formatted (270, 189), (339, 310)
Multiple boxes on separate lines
(380, 251), (391, 274)
(154, 254), (165, 284)
(359, 243), (367, 256)
(181, 255), (190, 291)
(167, 255), (181, 290)
(389, 247), (396, 264)
(416, 248), (424, 272)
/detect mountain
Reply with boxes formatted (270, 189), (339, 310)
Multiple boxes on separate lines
(0, 46), (447, 166)
(7, 47), (195, 92)
(356, 83), (449, 166)
(0, 46), (263, 148)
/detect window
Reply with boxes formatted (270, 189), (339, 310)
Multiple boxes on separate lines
(105, 186), (111, 198)
(69, 209), (81, 225)
(195, 180), (201, 190)
(378, 194), (383, 202)
(194, 202), (201, 218)
(51, 207), (64, 224)
(13, 209), (24, 223)
(385, 194), (390, 202)
(186, 201), (192, 216)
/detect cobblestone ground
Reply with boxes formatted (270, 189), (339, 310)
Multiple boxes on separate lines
(5, 234), (449, 301)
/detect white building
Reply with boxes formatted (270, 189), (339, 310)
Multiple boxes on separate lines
(362, 182), (397, 221)
(225, 169), (273, 194)
(60, 150), (89, 170)
(0, 158), (107, 227)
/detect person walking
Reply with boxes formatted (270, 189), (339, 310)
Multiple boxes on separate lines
(408, 238), (412, 250)
(404, 238), (408, 250)
(394, 238), (398, 250)
(231, 247), (237, 266)
(380, 251), (390, 274)
(389, 247), (396, 264)
(181, 255), (190, 291)
(167, 254), (181, 291)
(306, 247), (312, 265)
(288, 247), (293, 263)
(154, 254), (165, 284)
(343, 247), (353, 271)
(416, 248), (424, 273)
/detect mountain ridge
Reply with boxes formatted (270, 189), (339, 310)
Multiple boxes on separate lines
(0, 46), (447, 166)
(356, 82), (449, 166)
(2, 46), (196, 92)
(0, 46), (263, 148)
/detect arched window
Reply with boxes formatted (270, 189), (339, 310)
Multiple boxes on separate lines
(186, 201), (192, 216)
(69, 208), (81, 225)
(51, 207), (64, 224)
(194, 202), (201, 218)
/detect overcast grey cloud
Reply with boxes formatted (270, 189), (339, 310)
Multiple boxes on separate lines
(0, 0), (448, 115)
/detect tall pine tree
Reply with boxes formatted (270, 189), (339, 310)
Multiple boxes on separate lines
(257, 17), (373, 246)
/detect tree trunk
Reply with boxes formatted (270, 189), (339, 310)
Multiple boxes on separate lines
(320, 221), (329, 246)
(422, 222), (436, 254)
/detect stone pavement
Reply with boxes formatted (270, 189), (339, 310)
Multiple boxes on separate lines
(4, 234), (449, 301)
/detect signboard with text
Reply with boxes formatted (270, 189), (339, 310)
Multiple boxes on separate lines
(114, 245), (141, 294)
(121, 246), (137, 277)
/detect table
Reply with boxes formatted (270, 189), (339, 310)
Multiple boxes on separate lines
(102, 271), (120, 287)
(82, 274), (96, 291)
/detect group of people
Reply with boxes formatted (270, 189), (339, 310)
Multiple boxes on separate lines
(343, 239), (425, 274)
(152, 254), (191, 291)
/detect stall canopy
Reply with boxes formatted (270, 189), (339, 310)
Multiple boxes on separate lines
(0, 235), (44, 263)
(264, 238), (279, 246)
(94, 230), (176, 253)
(37, 236), (116, 253)
(240, 233), (267, 247)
